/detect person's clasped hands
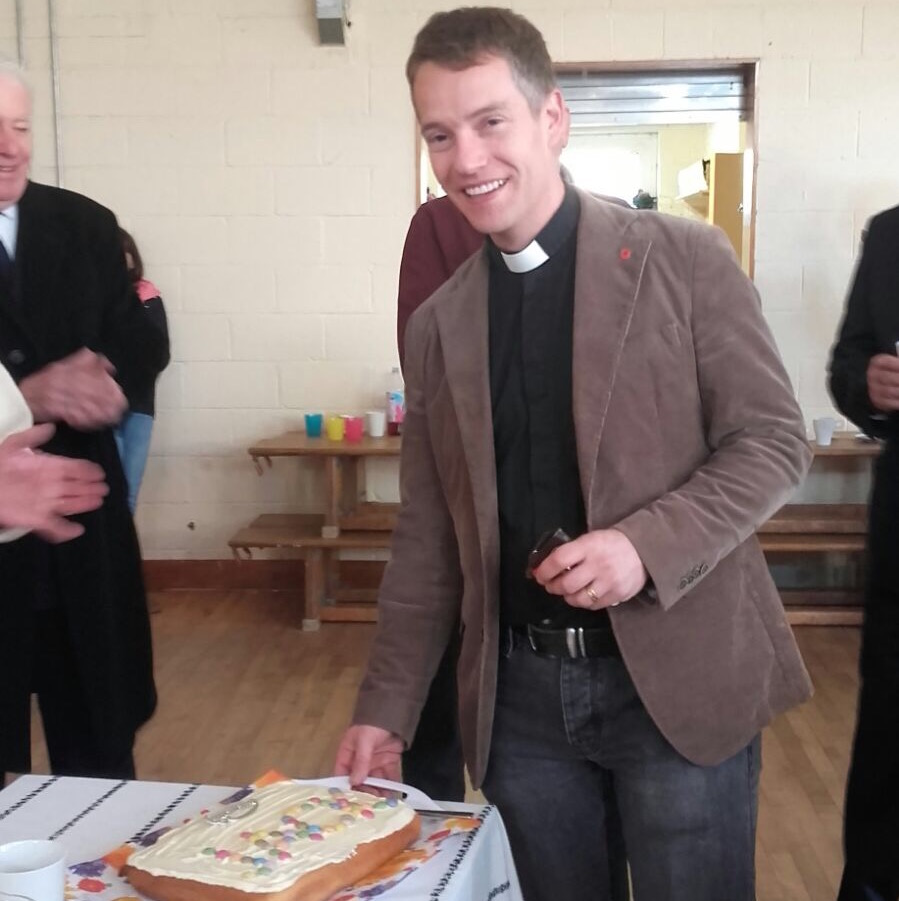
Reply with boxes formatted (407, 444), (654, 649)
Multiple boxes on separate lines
(0, 423), (109, 542)
(19, 347), (128, 431)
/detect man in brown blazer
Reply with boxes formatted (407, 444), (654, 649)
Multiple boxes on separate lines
(337, 8), (813, 900)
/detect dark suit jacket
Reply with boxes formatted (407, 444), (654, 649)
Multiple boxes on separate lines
(830, 204), (899, 604)
(0, 182), (165, 771)
(357, 190), (813, 786)
(830, 205), (899, 440)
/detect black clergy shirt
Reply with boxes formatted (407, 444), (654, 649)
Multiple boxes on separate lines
(488, 185), (611, 630)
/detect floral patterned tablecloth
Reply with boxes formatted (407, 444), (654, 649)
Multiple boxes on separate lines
(0, 773), (522, 901)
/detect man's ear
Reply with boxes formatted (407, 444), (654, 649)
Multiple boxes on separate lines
(544, 88), (570, 154)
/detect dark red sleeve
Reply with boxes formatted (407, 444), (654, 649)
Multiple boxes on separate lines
(397, 198), (483, 370)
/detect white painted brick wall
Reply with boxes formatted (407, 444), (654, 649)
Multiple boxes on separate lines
(275, 265), (370, 314)
(168, 314), (231, 362)
(7, 0), (897, 557)
(228, 217), (321, 267)
(182, 362), (280, 409)
(274, 166), (371, 216)
(229, 314), (324, 362)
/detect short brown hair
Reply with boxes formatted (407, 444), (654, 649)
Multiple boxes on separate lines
(406, 7), (556, 112)
(119, 228), (144, 283)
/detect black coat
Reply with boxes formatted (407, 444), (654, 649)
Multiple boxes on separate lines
(829, 205), (899, 896)
(830, 204), (899, 600)
(830, 204), (899, 442)
(0, 182), (166, 771)
(829, 205), (899, 599)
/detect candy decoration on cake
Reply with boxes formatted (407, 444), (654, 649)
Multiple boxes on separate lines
(122, 781), (420, 900)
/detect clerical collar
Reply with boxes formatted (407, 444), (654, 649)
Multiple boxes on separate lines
(501, 241), (547, 273)
(489, 185), (580, 274)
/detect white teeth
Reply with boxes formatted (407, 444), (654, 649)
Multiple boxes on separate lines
(464, 179), (506, 196)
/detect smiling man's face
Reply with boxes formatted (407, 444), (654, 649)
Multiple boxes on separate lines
(0, 74), (32, 211)
(413, 55), (568, 253)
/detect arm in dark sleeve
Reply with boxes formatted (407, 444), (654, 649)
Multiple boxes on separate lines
(90, 209), (169, 397)
(397, 199), (483, 370)
(397, 204), (451, 371)
(141, 295), (171, 375)
(828, 217), (895, 438)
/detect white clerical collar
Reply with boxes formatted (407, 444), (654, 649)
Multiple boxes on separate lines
(500, 239), (549, 274)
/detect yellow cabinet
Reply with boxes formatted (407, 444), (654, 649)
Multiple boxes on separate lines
(677, 152), (745, 266)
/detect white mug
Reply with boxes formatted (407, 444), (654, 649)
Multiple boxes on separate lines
(365, 410), (387, 438)
(812, 416), (838, 447)
(0, 840), (66, 901)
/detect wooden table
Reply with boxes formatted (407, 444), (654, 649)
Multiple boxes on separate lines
(247, 432), (401, 537)
(229, 433), (401, 629)
(808, 430), (881, 458)
(762, 431), (881, 625)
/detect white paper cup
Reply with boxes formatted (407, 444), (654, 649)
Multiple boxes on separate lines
(0, 840), (66, 901)
(366, 410), (387, 438)
(812, 417), (837, 446)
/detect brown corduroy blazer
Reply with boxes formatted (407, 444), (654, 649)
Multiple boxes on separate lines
(355, 190), (813, 788)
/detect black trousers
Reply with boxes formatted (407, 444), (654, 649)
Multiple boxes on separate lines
(3, 610), (136, 782)
(838, 602), (899, 901)
(402, 632), (466, 802)
(839, 446), (899, 901)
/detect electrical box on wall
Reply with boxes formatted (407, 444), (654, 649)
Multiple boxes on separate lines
(315, 0), (347, 45)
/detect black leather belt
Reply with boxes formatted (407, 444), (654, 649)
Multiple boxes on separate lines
(512, 622), (621, 659)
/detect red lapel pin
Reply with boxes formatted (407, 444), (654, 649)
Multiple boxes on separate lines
(619, 248), (631, 261)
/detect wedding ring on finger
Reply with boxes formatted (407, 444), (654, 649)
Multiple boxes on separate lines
(585, 585), (600, 606)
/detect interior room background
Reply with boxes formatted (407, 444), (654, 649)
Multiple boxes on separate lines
(3, 0), (897, 562)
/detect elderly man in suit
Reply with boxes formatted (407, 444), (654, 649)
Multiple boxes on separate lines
(0, 62), (165, 781)
(336, 8), (813, 900)
(829, 205), (899, 901)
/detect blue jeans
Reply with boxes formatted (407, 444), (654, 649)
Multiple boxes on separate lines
(482, 630), (760, 901)
(114, 412), (154, 513)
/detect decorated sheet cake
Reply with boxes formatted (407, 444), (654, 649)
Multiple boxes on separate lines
(122, 781), (420, 901)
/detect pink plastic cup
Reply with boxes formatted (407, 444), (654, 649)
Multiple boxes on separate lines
(344, 416), (363, 443)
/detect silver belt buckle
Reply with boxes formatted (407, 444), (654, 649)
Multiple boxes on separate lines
(526, 624), (539, 653)
(565, 627), (587, 658)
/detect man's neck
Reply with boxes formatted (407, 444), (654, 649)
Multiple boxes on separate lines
(490, 178), (566, 253)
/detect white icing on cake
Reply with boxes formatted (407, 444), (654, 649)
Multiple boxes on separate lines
(126, 782), (416, 894)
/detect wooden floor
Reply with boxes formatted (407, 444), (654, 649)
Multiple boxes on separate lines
(30, 589), (860, 900)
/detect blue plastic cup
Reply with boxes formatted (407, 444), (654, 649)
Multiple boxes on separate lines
(304, 413), (323, 438)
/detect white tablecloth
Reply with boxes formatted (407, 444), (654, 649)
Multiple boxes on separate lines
(0, 775), (523, 901)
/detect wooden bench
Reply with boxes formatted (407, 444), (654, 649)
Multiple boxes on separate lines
(759, 503), (867, 625)
(231, 503), (871, 629)
(229, 514), (392, 630)
(230, 431), (878, 629)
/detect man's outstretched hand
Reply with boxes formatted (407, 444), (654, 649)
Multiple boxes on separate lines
(0, 424), (108, 542)
(334, 724), (404, 787)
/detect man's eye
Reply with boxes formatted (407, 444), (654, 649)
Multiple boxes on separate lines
(425, 133), (448, 147)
